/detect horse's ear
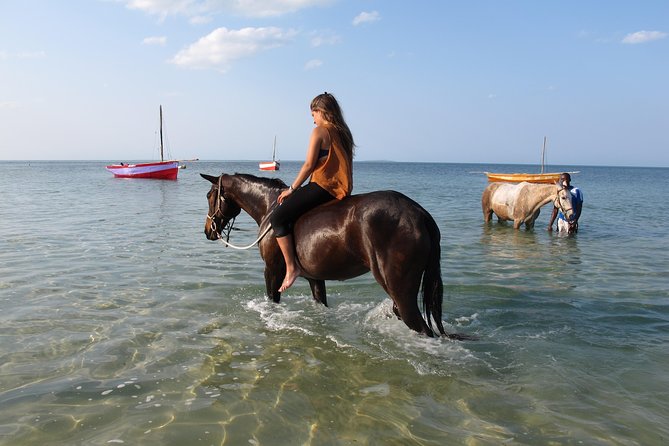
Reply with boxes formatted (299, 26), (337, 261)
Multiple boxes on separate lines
(200, 173), (219, 184)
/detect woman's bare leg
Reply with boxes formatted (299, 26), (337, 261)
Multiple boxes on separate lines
(276, 235), (302, 292)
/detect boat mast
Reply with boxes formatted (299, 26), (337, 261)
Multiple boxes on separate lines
(272, 135), (276, 162)
(159, 105), (164, 162)
(540, 136), (547, 174)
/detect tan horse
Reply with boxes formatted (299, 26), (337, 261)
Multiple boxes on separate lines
(482, 182), (574, 230)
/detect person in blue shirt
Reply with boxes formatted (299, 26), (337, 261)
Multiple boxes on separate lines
(548, 172), (583, 233)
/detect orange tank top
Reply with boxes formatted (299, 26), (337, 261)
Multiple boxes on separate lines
(310, 126), (353, 200)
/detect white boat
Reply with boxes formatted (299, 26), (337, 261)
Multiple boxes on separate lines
(259, 136), (280, 171)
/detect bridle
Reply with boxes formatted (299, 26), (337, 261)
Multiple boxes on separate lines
(205, 176), (274, 250)
(554, 184), (574, 216)
(206, 176), (238, 243)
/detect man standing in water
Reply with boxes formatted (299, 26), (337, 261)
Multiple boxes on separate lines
(548, 172), (583, 233)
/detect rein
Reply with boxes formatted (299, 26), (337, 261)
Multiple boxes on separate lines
(206, 176), (275, 250)
(217, 225), (272, 250)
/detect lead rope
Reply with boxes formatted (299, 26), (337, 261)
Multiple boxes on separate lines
(216, 201), (278, 250)
(217, 224), (272, 250)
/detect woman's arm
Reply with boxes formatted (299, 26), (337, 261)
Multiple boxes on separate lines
(277, 126), (328, 203)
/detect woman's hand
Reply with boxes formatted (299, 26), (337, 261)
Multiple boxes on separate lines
(277, 188), (292, 204)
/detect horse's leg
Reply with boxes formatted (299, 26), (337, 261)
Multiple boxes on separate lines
(525, 209), (540, 230)
(394, 293), (435, 337)
(264, 261), (285, 303)
(264, 266), (281, 303)
(260, 240), (285, 303)
(307, 279), (327, 306)
(370, 258), (434, 337)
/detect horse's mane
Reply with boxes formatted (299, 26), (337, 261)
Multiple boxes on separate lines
(234, 173), (287, 190)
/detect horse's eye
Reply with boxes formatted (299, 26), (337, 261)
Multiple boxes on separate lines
(207, 192), (211, 199)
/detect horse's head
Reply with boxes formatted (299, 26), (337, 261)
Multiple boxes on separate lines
(555, 182), (575, 221)
(201, 173), (242, 241)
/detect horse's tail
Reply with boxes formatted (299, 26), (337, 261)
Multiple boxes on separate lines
(421, 212), (447, 337)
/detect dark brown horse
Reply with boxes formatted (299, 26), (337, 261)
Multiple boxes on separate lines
(201, 172), (464, 339)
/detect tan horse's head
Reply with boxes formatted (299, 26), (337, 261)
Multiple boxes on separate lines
(555, 183), (575, 220)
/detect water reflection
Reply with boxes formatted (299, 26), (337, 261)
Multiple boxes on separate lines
(478, 223), (582, 294)
(480, 223), (539, 262)
(547, 231), (582, 267)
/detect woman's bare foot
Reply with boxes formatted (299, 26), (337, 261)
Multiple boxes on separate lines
(279, 267), (302, 292)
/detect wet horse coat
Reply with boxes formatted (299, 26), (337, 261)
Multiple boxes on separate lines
(202, 173), (465, 338)
(482, 182), (574, 229)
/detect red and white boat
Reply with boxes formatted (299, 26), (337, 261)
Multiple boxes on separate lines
(259, 136), (280, 171)
(105, 160), (180, 180)
(258, 160), (279, 171)
(106, 105), (187, 180)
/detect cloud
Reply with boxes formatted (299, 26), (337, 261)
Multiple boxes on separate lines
(17, 51), (46, 59)
(304, 59), (322, 70)
(122, 0), (199, 19)
(0, 50), (46, 60)
(189, 15), (212, 25)
(0, 101), (21, 109)
(310, 31), (340, 47)
(121, 0), (332, 19)
(622, 30), (667, 44)
(231, 0), (333, 17)
(352, 10), (380, 26)
(170, 26), (296, 72)
(142, 36), (167, 45)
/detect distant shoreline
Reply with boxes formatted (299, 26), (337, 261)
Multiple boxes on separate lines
(1, 159), (666, 169)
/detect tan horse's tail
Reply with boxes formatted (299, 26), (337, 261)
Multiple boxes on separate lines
(422, 213), (447, 337)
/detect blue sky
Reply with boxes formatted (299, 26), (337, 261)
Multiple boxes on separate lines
(1, 0), (667, 167)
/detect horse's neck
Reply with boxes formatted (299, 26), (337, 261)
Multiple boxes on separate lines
(533, 184), (557, 207)
(225, 176), (276, 225)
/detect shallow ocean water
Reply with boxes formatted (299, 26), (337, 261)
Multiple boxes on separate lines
(0, 160), (667, 445)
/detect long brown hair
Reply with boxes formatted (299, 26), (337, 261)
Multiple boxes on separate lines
(310, 92), (355, 158)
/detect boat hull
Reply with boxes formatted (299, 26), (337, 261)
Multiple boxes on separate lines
(485, 172), (562, 184)
(259, 161), (280, 171)
(106, 161), (179, 180)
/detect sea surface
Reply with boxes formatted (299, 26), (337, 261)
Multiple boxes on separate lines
(1, 160), (667, 446)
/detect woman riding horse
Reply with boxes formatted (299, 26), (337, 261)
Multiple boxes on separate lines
(270, 92), (354, 292)
(201, 172), (466, 338)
